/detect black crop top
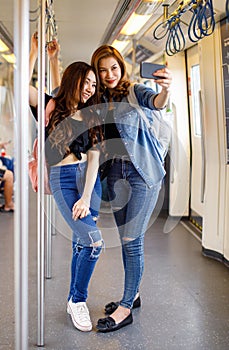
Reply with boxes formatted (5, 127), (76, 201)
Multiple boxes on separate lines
(45, 118), (92, 166)
(30, 94), (96, 166)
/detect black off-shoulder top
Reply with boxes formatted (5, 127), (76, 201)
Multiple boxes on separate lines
(30, 94), (96, 166)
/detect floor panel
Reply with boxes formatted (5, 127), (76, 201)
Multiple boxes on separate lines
(0, 192), (229, 350)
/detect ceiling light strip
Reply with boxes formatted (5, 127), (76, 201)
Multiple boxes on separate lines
(0, 21), (14, 52)
(101, 0), (142, 44)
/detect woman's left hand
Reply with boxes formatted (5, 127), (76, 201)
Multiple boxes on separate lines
(47, 39), (60, 60)
(153, 67), (172, 92)
(72, 198), (90, 220)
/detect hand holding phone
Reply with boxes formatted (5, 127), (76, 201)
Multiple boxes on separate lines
(140, 62), (166, 80)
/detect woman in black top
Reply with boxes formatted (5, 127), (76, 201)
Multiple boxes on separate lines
(29, 34), (103, 332)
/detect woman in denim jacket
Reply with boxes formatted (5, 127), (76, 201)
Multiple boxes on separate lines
(91, 45), (172, 332)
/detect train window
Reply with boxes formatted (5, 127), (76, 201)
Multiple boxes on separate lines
(191, 64), (201, 137)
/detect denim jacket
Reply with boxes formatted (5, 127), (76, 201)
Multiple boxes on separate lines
(100, 83), (166, 188)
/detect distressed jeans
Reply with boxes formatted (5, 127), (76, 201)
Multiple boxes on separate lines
(107, 157), (162, 309)
(49, 162), (103, 303)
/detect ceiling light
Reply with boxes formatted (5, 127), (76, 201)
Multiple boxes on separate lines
(2, 53), (16, 64)
(112, 39), (130, 53)
(0, 39), (9, 52)
(120, 12), (151, 36)
(135, 0), (162, 15)
(117, 33), (130, 41)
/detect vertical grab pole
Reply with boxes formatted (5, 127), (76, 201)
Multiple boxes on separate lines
(45, 195), (52, 278)
(52, 196), (56, 235)
(131, 39), (137, 80)
(37, 0), (46, 346)
(14, 0), (29, 349)
(45, 27), (52, 280)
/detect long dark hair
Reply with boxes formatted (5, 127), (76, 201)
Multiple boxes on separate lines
(91, 45), (130, 101)
(48, 61), (102, 156)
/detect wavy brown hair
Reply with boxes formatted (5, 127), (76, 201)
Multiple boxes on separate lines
(91, 45), (130, 102)
(48, 61), (102, 156)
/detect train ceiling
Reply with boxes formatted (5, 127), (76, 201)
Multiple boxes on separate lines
(0, 0), (227, 69)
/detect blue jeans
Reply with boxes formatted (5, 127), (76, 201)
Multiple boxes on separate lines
(49, 162), (103, 303)
(107, 158), (161, 309)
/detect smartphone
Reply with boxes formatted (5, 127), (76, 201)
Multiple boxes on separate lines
(140, 62), (166, 80)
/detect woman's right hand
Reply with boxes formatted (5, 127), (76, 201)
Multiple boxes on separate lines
(30, 32), (38, 58)
(72, 198), (90, 220)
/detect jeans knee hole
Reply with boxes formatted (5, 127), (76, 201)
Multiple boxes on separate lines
(90, 243), (103, 259)
(122, 237), (134, 242)
(92, 239), (103, 247)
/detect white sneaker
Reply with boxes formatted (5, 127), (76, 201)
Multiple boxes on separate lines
(67, 301), (71, 314)
(67, 299), (92, 332)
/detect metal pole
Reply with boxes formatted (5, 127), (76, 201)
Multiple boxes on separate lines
(52, 196), (56, 235)
(14, 0), (29, 349)
(46, 196), (52, 278)
(131, 39), (137, 80)
(45, 27), (52, 279)
(37, 0), (46, 346)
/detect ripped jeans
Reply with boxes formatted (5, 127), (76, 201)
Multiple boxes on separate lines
(107, 158), (162, 309)
(49, 162), (103, 303)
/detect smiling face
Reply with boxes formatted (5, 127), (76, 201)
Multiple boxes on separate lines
(98, 56), (122, 91)
(57, 62), (97, 111)
(79, 70), (97, 103)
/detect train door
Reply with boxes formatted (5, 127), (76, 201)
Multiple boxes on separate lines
(187, 45), (203, 233)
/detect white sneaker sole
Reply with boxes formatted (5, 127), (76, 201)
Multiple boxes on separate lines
(67, 304), (92, 332)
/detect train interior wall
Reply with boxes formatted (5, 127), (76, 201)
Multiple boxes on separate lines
(0, 4), (229, 348)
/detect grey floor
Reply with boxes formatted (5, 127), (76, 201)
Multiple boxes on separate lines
(0, 190), (229, 350)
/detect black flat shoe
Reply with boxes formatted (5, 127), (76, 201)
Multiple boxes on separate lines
(96, 312), (133, 333)
(105, 295), (141, 315)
